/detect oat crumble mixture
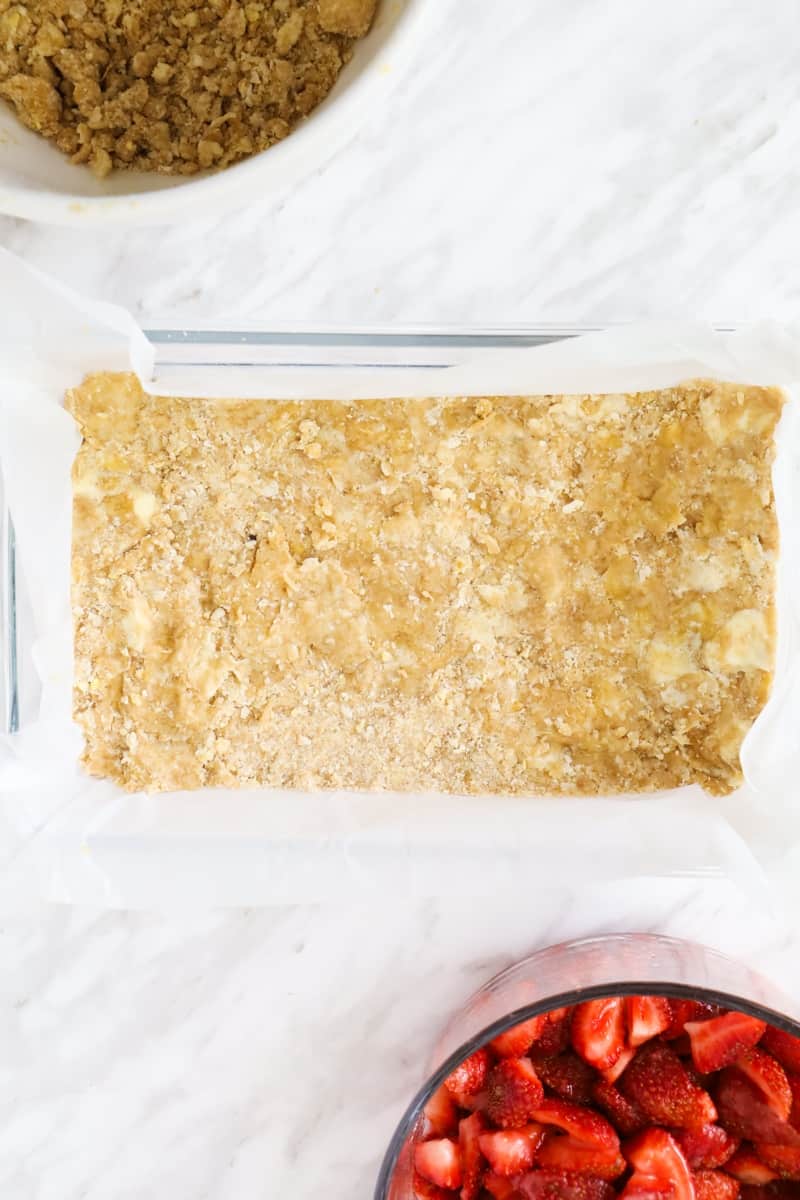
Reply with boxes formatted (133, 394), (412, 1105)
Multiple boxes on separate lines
(68, 374), (783, 797)
(0, 0), (377, 176)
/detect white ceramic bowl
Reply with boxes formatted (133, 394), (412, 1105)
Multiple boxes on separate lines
(0, 0), (427, 226)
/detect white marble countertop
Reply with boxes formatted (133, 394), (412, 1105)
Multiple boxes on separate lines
(3, 1), (800, 1196)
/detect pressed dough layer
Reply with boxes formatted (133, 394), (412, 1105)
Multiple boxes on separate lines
(69, 373), (783, 796)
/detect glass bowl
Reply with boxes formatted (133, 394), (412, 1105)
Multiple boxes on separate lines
(374, 933), (800, 1200)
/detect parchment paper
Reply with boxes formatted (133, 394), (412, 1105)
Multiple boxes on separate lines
(1, 248), (798, 908)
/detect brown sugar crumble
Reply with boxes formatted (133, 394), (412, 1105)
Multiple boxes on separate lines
(0, 0), (378, 177)
(68, 374), (783, 798)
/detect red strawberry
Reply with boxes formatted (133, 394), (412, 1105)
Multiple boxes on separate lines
(664, 1001), (721, 1041)
(723, 1146), (779, 1184)
(445, 1049), (491, 1105)
(413, 1171), (454, 1200)
(715, 1069), (800, 1148)
(572, 999), (626, 1071)
(482, 1172), (519, 1200)
(486, 1058), (545, 1129)
(478, 1126), (543, 1177)
(491, 1016), (548, 1059)
(536, 1135), (627, 1179)
(693, 1169), (740, 1200)
(627, 997), (674, 1047)
(593, 1079), (649, 1137)
(675, 1124), (739, 1169)
(529, 1097), (620, 1156)
(761, 1027), (800, 1077)
(686, 1014), (767, 1075)
(735, 1049), (792, 1122)
(459, 1112), (486, 1200)
(755, 1143), (800, 1179)
(619, 1177), (674, 1199)
(515, 1171), (616, 1200)
(425, 1085), (459, 1137)
(622, 1042), (717, 1130)
(535, 1053), (596, 1104)
(602, 1046), (636, 1085)
(415, 1138), (463, 1190)
(623, 1128), (696, 1200)
(536, 1007), (573, 1056)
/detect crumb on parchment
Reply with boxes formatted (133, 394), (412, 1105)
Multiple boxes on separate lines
(0, 0), (378, 177)
(68, 373), (782, 797)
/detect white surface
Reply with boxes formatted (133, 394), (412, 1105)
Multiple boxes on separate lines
(3, 0), (800, 1196)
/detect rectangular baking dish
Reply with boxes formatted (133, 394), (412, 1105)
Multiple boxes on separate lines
(0, 326), (780, 908)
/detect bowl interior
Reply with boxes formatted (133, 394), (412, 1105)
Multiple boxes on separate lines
(0, 0), (420, 218)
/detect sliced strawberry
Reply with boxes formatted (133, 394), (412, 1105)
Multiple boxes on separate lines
(761, 1027), (800, 1077)
(619, 1176), (674, 1200)
(715, 1068), (800, 1148)
(425, 1085), (459, 1137)
(755, 1143), (800, 1179)
(624, 1128), (696, 1200)
(602, 1045), (637, 1085)
(593, 1079), (649, 1137)
(686, 1014), (767, 1075)
(723, 1146), (779, 1184)
(735, 1050), (792, 1122)
(414, 1138), (463, 1190)
(413, 1171), (455, 1200)
(572, 999), (626, 1071)
(664, 1001), (721, 1041)
(529, 1097), (620, 1156)
(445, 1048), (491, 1104)
(536, 1007), (573, 1056)
(491, 1016), (548, 1059)
(622, 1042), (717, 1130)
(693, 1168), (740, 1200)
(458, 1111), (486, 1200)
(515, 1170), (616, 1200)
(627, 997), (674, 1047)
(535, 1053), (596, 1104)
(478, 1126), (543, 1177)
(536, 1135), (626, 1179)
(675, 1124), (740, 1169)
(486, 1058), (545, 1129)
(482, 1172), (518, 1200)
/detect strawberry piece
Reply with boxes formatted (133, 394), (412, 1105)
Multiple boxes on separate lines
(686, 1014), (767, 1075)
(735, 1049), (792, 1122)
(619, 1176), (674, 1200)
(536, 1007), (573, 1056)
(491, 1016), (548, 1059)
(478, 1126), (543, 1177)
(715, 1069), (800, 1148)
(755, 1143), (800, 1179)
(425, 1085), (459, 1137)
(414, 1138), (463, 1190)
(572, 999), (626, 1071)
(482, 1172), (518, 1200)
(515, 1171), (616, 1200)
(723, 1146), (779, 1184)
(622, 1042), (717, 1130)
(413, 1171), (455, 1200)
(458, 1112), (486, 1200)
(529, 1097), (620, 1156)
(486, 1058), (545, 1129)
(445, 1048), (491, 1105)
(693, 1169), (740, 1200)
(536, 1135), (626, 1179)
(627, 997), (674, 1047)
(593, 1079), (649, 1137)
(535, 1053), (596, 1104)
(675, 1124), (739, 1169)
(602, 1046), (637, 1085)
(624, 1128), (696, 1200)
(664, 1001), (721, 1041)
(761, 1027), (800, 1077)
